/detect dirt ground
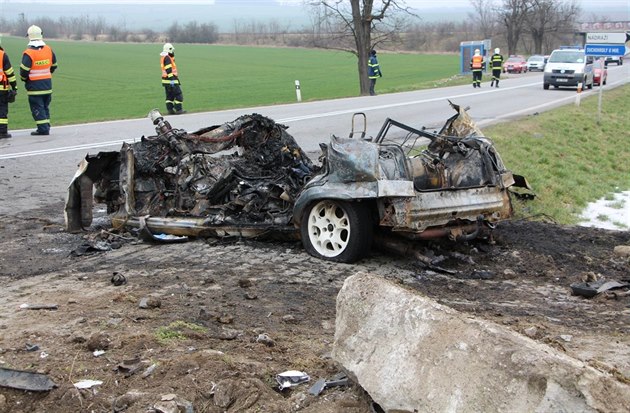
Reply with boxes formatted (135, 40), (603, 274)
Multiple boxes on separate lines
(1, 200), (629, 413)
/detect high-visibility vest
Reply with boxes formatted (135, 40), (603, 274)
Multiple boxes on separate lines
(471, 55), (483, 70)
(24, 46), (53, 81)
(161, 54), (178, 79)
(0, 50), (7, 88)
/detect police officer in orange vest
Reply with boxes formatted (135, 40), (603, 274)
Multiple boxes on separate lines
(20, 25), (57, 136)
(470, 49), (484, 88)
(0, 38), (18, 139)
(160, 43), (186, 115)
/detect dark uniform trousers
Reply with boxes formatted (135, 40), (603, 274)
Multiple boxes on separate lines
(29, 94), (52, 134)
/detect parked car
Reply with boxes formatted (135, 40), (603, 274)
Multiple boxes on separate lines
(66, 104), (532, 263)
(604, 55), (623, 66)
(543, 48), (594, 90)
(527, 55), (546, 71)
(503, 55), (528, 73)
(593, 59), (608, 86)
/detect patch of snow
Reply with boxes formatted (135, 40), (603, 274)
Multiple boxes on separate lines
(578, 191), (630, 231)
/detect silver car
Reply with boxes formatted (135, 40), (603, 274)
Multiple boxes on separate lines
(527, 55), (546, 71)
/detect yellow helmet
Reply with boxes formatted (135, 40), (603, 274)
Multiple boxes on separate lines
(27, 25), (43, 41)
(163, 43), (174, 54)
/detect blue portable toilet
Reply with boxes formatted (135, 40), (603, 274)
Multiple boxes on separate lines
(460, 40), (491, 74)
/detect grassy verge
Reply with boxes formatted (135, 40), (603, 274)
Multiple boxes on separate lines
(0, 36), (460, 129)
(485, 84), (630, 225)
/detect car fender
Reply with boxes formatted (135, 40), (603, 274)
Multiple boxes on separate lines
(293, 181), (379, 226)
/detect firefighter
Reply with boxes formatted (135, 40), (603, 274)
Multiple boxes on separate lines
(368, 49), (382, 96)
(470, 48), (484, 88)
(21, 25), (57, 136)
(0, 38), (18, 139)
(490, 48), (504, 88)
(160, 43), (186, 115)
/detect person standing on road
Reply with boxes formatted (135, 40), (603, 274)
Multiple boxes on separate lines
(490, 48), (504, 88)
(470, 49), (484, 88)
(0, 38), (18, 139)
(368, 49), (382, 96)
(20, 25), (57, 136)
(160, 43), (186, 115)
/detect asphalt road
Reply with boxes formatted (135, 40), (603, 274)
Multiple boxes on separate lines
(1, 64), (628, 216)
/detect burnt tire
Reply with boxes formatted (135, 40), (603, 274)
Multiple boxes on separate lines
(300, 200), (373, 263)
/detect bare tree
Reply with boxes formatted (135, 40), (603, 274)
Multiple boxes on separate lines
(306, 0), (413, 96)
(496, 0), (532, 55)
(525, 0), (580, 54)
(469, 0), (498, 38)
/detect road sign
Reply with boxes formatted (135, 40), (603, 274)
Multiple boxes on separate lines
(586, 32), (630, 44)
(585, 44), (626, 57)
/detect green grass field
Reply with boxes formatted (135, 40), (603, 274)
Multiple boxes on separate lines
(0, 36), (461, 129)
(486, 84), (630, 225)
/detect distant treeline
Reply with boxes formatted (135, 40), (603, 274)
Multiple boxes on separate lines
(0, 14), (583, 54)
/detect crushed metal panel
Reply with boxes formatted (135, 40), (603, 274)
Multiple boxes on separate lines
(383, 186), (512, 232)
(377, 180), (415, 197)
(326, 135), (381, 183)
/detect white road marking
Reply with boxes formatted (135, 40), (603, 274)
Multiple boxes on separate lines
(1, 78), (627, 160)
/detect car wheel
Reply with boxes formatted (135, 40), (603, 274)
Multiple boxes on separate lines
(603, 78), (607, 85)
(300, 199), (373, 263)
(543, 83), (550, 90)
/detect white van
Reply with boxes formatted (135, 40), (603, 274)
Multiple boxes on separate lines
(543, 49), (594, 90)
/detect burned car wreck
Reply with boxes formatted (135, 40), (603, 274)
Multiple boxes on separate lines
(66, 103), (531, 263)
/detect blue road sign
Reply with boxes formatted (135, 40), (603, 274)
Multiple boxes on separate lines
(585, 44), (626, 56)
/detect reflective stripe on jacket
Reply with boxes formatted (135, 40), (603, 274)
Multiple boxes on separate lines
(471, 55), (483, 70)
(368, 55), (381, 79)
(21, 45), (56, 95)
(161, 54), (180, 85)
(491, 54), (504, 69)
(24, 46), (53, 81)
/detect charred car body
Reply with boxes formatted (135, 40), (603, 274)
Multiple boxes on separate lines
(66, 103), (531, 263)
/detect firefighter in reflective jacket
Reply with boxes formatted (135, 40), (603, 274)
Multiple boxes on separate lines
(0, 39), (18, 139)
(20, 25), (57, 136)
(470, 49), (484, 88)
(368, 49), (382, 96)
(160, 43), (186, 115)
(490, 48), (504, 88)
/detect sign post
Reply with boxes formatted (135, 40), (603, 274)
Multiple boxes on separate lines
(584, 32), (629, 122)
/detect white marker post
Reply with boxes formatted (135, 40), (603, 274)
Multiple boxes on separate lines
(295, 80), (302, 102)
(575, 82), (582, 106)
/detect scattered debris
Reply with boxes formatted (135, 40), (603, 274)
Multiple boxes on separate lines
(69, 240), (111, 256)
(276, 370), (310, 391)
(92, 350), (106, 357)
(0, 367), (57, 391)
(73, 379), (103, 389)
(25, 343), (39, 352)
(308, 372), (349, 396)
(570, 279), (630, 298)
(139, 296), (162, 309)
(154, 394), (193, 413)
(87, 332), (111, 351)
(116, 357), (144, 377)
(255, 333), (275, 347)
(141, 363), (158, 379)
(110, 271), (127, 286)
(19, 303), (58, 310)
